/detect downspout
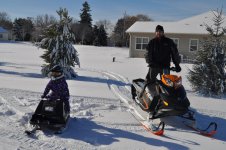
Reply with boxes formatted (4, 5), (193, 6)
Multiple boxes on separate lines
(128, 33), (132, 57)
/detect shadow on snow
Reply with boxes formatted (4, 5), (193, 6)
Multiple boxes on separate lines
(76, 75), (129, 87)
(161, 108), (226, 142)
(59, 117), (192, 150)
(0, 69), (43, 78)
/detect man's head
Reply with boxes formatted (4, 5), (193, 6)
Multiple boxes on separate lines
(155, 25), (164, 38)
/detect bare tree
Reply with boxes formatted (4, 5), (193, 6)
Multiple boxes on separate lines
(32, 14), (57, 41)
(0, 11), (13, 30)
(136, 14), (153, 21)
(0, 12), (11, 21)
(112, 13), (152, 47)
(33, 14), (57, 27)
(95, 19), (114, 35)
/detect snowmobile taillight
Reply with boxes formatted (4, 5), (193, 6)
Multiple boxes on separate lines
(45, 106), (54, 112)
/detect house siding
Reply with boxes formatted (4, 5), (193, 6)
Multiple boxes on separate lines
(0, 32), (8, 41)
(129, 32), (226, 60)
(126, 11), (226, 60)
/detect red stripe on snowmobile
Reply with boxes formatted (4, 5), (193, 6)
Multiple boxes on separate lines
(200, 130), (217, 137)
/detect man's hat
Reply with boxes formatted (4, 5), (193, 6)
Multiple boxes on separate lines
(155, 25), (164, 32)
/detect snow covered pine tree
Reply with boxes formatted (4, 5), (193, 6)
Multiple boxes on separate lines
(188, 9), (226, 96)
(39, 8), (80, 79)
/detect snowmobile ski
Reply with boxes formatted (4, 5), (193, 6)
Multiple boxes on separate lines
(25, 126), (40, 136)
(25, 124), (68, 136)
(128, 109), (165, 136)
(183, 121), (217, 137)
(140, 120), (165, 136)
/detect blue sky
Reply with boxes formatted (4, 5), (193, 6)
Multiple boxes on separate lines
(0, 0), (225, 23)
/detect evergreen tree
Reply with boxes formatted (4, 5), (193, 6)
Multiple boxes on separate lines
(98, 25), (108, 46)
(188, 9), (226, 96)
(79, 1), (92, 27)
(93, 25), (99, 46)
(78, 1), (93, 45)
(12, 18), (34, 41)
(93, 25), (108, 46)
(12, 19), (23, 40)
(39, 8), (80, 79)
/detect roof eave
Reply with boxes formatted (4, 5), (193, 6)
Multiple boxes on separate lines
(126, 31), (211, 35)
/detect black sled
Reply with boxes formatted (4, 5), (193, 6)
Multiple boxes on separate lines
(26, 98), (70, 134)
(131, 67), (190, 120)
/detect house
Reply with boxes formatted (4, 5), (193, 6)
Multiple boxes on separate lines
(0, 26), (9, 41)
(126, 11), (226, 61)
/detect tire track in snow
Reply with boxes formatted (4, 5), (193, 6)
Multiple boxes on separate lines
(0, 87), (143, 149)
(101, 71), (147, 121)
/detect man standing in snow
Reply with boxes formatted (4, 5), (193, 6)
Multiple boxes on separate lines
(144, 25), (181, 94)
(41, 65), (70, 113)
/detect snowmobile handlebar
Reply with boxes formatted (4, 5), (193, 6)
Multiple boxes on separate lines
(170, 67), (177, 72)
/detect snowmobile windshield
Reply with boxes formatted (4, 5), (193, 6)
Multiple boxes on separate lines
(161, 75), (182, 89)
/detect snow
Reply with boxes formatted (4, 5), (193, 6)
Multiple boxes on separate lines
(126, 11), (226, 35)
(0, 42), (226, 150)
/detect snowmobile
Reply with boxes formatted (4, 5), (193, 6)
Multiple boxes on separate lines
(25, 98), (70, 135)
(131, 67), (190, 119)
(131, 67), (217, 136)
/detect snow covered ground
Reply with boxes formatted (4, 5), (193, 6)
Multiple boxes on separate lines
(0, 42), (225, 150)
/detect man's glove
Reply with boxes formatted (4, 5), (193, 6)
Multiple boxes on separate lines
(148, 63), (153, 67)
(41, 95), (45, 99)
(175, 64), (181, 72)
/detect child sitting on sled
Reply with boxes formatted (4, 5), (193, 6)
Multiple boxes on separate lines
(41, 65), (70, 113)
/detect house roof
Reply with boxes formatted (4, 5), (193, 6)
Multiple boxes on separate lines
(0, 27), (8, 33)
(126, 11), (226, 35)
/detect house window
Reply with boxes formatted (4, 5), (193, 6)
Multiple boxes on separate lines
(0, 34), (3, 38)
(189, 39), (198, 51)
(135, 37), (149, 50)
(171, 38), (179, 48)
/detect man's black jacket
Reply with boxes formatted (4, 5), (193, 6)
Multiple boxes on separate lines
(145, 36), (181, 68)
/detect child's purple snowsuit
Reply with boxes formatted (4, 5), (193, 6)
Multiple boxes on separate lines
(42, 76), (70, 112)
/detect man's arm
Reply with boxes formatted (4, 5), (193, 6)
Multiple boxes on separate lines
(42, 81), (51, 98)
(144, 40), (153, 66)
(170, 40), (181, 72)
(170, 40), (181, 65)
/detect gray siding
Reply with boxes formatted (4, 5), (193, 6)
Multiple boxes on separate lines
(129, 32), (225, 60)
(0, 32), (9, 41)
